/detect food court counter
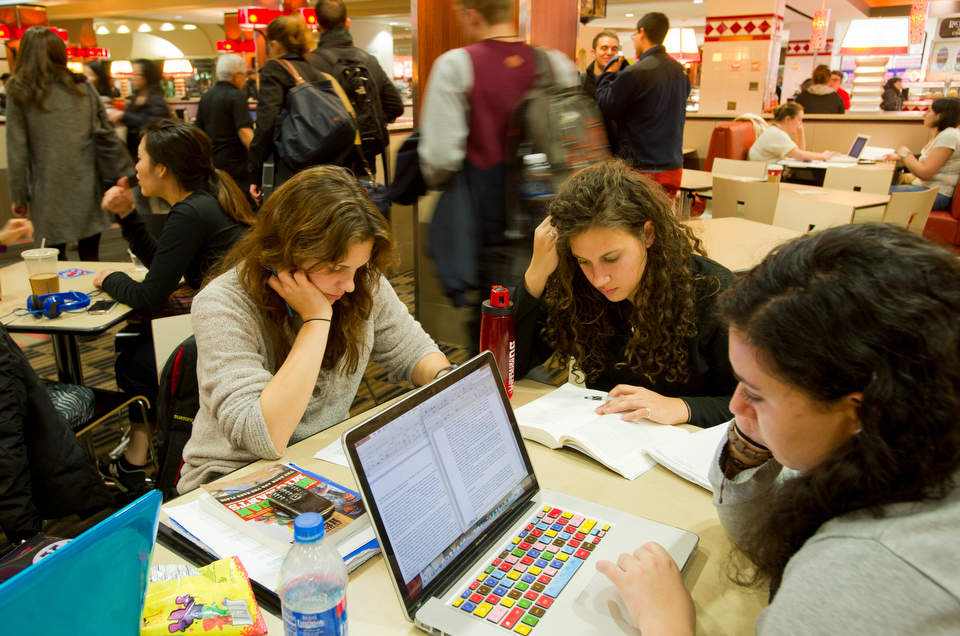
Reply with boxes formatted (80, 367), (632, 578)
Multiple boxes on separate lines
(683, 112), (932, 169)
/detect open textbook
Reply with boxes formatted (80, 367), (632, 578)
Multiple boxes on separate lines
(514, 383), (689, 480)
(646, 423), (729, 492)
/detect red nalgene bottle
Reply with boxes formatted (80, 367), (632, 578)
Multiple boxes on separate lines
(480, 285), (515, 397)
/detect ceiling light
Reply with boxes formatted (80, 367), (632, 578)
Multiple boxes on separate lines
(116, 25), (130, 34)
(138, 23), (152, 32)
(95, 25), (109, 35)
(174, 15), (182, 19)
(183, 24), (197, 30)
(693, 0), (703, 4)
(160, 23), (175, 31)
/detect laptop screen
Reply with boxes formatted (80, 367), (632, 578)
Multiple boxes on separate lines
(345, 353), (538, 612)
(848, 135), (869, 158)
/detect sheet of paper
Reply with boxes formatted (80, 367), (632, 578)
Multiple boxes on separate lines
(646, 423), (728, 491)
(313, 437), (349, 467)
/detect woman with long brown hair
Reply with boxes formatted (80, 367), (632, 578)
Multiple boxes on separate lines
(177, 166), (451, 493)
(515, 158), (736, 427)
(597, 223), (960, 634)
(6, 26), (112, 260)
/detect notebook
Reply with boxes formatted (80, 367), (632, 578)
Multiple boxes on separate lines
(343, 352), (699, 636)
(0, 490), (162, 634)
(826, 134), (871, 162)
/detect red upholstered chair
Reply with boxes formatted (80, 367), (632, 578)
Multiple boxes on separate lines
(703, 122), (758, 172)
(925, 187), (960, 245)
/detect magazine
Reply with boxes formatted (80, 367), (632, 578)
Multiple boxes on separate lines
(198, 462), (371, 555)
(513, 383), (689, 480)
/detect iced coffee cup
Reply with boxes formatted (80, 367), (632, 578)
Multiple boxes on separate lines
(767, 165), (784, 183)
(22, 248), (60, 295)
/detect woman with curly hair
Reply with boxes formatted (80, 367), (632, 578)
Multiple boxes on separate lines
(177, 166), (451, 493)
(597, 223), (960, 635)
(515, 158), (736, 427)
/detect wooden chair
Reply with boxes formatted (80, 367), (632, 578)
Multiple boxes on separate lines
(772, 196), (854, 233)
(822, 166), (895, 195)
(710, 158), (768, 179)
(152, 314), (194, 383)
(909, 202), (934, 237)
(711, 177), (780, 224)
(881, 188), (938, 231)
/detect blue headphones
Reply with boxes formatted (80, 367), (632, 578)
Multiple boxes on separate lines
(26, 291), (91, 319)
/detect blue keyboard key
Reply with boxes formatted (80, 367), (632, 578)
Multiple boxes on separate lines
(534, 558), (548, 568)
(494, 586), (508, 596)
(500, 578), (514, 588)
(491, 570), (505, 580)
(543, 557), (584, 598)
(461, 590), (471, 599)
(485, 577), (498, 587)
(521, 573), (536, 584)
(559, 532), (572, 541)
(528, 549), (541, 558)
(551, 523), (564, 531)
(591, 528), (600, 535)
(551, 559), (564, 569)
(519, 530), (528, 538)
(461, 601), (477, 612)
(537, 522), (550, 531)
(561, 545), (575, 554)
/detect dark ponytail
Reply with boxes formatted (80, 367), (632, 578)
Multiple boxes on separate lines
(142, 119), (255, 226)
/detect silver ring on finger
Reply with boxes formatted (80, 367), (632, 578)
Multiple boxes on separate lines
(645, 407), (652, 420)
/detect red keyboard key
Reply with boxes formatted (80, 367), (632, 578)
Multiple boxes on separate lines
(537, 575), (551, 584)
(492, 558), (502, 566)
(565, 525), (577, 533)
(536, 596), (554, 609)
(501, 607), (525, 629)
(469, 581), (480, 590)
(575, 549), (590, 559)
(592, 537), (601, 544)
(498, 562), (512, 572)
(524, 590), (539, 601)
(519, 542), (532, 550)
(569, 539), (581, 548)
(574, 532), (586, 541)
(530, 529), (543, 537)
(486, 594), (501, 604)
(470, 593), (484, 604)
(548, 508), (563, 518)
(521, 556), (534, 565)
(526, 524), (535, 531)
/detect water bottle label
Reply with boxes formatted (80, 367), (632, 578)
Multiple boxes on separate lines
(283, 598), (347, 636)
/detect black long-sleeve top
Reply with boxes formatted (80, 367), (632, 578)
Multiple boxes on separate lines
(101, 190), (247, 314)
(514, 255), (737, 427)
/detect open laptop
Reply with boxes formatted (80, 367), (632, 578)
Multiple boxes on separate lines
(343, 352), (699, 636)
(826, 134), (871, 162)
(0, 490), (161, 634)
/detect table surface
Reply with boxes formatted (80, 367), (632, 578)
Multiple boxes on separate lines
(778, 182), (889, 209)
(686, 217), (802, 273)
(0, 260), (134, 334)
(778, 159), (897, 171)
(155, 379), (767, 635)
(680, 169), (716, 192)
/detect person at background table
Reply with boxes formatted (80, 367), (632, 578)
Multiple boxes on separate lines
(580, 29), (628, 100)
(829, 69), (850, 110)
(794, 64), (845, 115)
(515, 158), (736, 428)
(177, 166), (451, 493)
(94, 119), (255, 492)
(83, 60), (120, 101)
(109, 59), (170, 165)
(597, 223), (960, 636)
(881, 77), (904, 111)
(748, 103), (836, 164)
(883, 97), (960, 212)
(6, 27), (113, 261)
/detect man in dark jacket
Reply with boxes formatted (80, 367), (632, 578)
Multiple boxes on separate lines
(307, 0), (404, 178)
(595, 12), (690, 196)
(580, 30), (626, 100)
(0, 326), (113, 543)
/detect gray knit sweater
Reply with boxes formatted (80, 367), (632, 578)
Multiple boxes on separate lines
(177, 268), (441, 493)
(709, 431), (960, 634)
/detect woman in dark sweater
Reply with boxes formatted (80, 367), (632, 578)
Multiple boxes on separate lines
(95, 119), (255, 492)
(515, 158), (736, 428)
(109, 59), (170, 161)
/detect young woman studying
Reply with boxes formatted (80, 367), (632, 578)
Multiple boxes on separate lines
(177, 166), (451, 493)
(515, 159), (737, 428)
(747, 103), (836, 164)
(597, 223), (960, 635)
(95, 119), (254, 492)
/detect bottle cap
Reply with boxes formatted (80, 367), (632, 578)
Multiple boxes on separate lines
(523, 153), (548, 165)
(293, 511), (326, 543)
(481, 285), (514, 316)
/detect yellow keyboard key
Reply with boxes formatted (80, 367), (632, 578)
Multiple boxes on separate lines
(453, 598), (463, 607)
(561, 511), (573, 519)
(501, 598), (515, 608)
(545, 529), (557, 538)
(556, 553), (569, 562)
(474, 602), (493, 618)
(515, 624), (532, 635)
(529, 566), (542, 576)
(542, 506), (551, 513)
(602, 524), (611, 531)
(580, 519), (596, 534)
(507, 571), (521, 580)
(513, 537), (521, 544)
(477, 574), (487, 581)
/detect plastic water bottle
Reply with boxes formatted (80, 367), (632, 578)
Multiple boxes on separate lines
(279, 512), (348, 636)
(480, 285), (515, 398)
(520, 153), (555, 232)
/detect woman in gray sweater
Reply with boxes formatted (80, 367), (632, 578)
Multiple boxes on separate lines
(597, 224), (960, 635)
(6, 26), (112, 260)
(178, 166), (451, 493)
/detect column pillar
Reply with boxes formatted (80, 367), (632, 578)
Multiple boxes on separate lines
(699, 0), (784, 114)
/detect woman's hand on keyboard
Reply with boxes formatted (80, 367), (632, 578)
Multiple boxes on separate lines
(596, 542), (695, 636)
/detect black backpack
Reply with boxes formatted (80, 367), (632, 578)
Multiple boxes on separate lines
(504, 48), (610, 238)
(311, 48), (389, 159)
(154, 335), (199, 502)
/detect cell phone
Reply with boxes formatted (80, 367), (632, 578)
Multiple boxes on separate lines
(268, 485), (335, 520)
(87, 299), (118, 315)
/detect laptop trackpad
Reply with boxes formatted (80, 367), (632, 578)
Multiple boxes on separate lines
(574, 572), (641, 635)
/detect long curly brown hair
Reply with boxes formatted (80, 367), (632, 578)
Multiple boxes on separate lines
(543, 158), (707, 384)
(209, 166), (396, 374)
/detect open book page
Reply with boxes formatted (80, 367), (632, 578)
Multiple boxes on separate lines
(515, 383), (688, 479)
(646, 423), (729, 491)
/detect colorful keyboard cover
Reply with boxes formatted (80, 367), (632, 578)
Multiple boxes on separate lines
(450, 505), (610, 634)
